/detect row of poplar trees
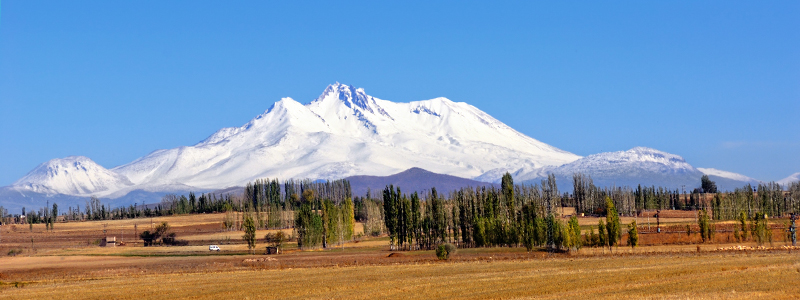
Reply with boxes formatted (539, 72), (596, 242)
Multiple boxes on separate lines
(294, 189), (356, 249)
(381, 173), (628, 252)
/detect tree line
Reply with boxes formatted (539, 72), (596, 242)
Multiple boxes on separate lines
(4, 172), (799, 251)
(375, 172), (800, 252)
(378, 173), (640, 252)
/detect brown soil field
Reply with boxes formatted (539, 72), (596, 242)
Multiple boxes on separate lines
(2, 212), (799, 298)
(2, 251), (799, 299)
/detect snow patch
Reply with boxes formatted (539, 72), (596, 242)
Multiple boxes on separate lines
(697, 168), (758, 183)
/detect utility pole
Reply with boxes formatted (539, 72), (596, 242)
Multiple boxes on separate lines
(789, 213), (797, 247)
(681, 185), (685, 204)
(655, 210), (661, 233)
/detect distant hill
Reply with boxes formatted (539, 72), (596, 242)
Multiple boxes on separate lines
(346, 167), (496, 198)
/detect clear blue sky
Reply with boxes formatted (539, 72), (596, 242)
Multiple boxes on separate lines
(1, 1), (798, 186)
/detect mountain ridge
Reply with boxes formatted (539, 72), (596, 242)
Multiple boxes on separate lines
(3, 83), (795, 210)
(346, 167), (498, 198)
(8, 83), (580, 200)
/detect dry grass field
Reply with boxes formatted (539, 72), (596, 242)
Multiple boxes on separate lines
(2, 251), (799, 299)
(2, 212), (799, 299)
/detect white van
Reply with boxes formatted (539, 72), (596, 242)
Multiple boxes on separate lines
(209, 245), (220, 251)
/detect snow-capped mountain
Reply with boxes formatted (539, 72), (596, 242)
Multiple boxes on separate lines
(11, 156), (133, 196)
(778, 173), (800, 186)
(519, 147), (704, 191)
(10, 83), (580, 201)
(515, 147), (766, 192)
(3, 83), (780, 211)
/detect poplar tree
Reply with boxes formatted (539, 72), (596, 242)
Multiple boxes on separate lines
(605, 197), (621, 250)
(698, 209), (712, 243)
(323, 199), (340, 247)
(502, 172), (514, 212)
(383, 185), (399, 248)
(411, 192), (421, 249)
(568, 215), (581, 251)
(598, 219), (607, 248)
(342, 197), (355, 241)
(627, 220), (638, 249)
(242, 213), (256, 254)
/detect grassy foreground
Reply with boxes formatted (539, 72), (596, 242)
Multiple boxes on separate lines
(2, 252), (799, 299)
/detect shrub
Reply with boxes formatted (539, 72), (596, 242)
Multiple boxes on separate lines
(140, 231), (157, 246)
(436, 245), (447, 260)
(140, 222), (174, 246)
(265, 231), (286, 250)
(161, 233), (188, 246)
(436, 243), (457, 260)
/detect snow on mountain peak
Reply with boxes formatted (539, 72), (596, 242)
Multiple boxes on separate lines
(539, 146), (697, 179)
(313, 83), (390, 118)
(697, 168), (758, 183)
(12, 156), (133, 196)
(107, 83), (582, 191)
(778, 172), (800, 186)
(507, 146), (704, 190)
(622, 147), (690, 166)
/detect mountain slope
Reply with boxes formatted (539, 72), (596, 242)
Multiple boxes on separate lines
(697, 168), (761, 191)
(111, 83), (581, 191)
(346, 167), (496, 198)
(697, 168), (758, 183)
(778, 173), (800, 186)
(521, 147), (705, 191)
(7, 83), (776, 209)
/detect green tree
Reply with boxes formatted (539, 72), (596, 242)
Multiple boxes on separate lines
(323, 199), (340, 247)
(264, 231), (286, 251)
(430, 188), (447, 244)
(383, 185), (399, 248)
(411, 192), (421, 249)
(242, 213), (256, 253)
(295, 202), (318, 249)
(586, 226), (599, 247)
(738, 211), (749, 241)
(568, 215), (582, 251)
(605, 197), (621, 250)
(50, 203), (58, 230)
(501, 172), (515, 213)
(342, 197), (355, 241)
(436, 243), (457, 260)
(598, 219), (607, 248)
(751, 213), (768, 245)
(698, 209), (713, 243)
(140, 222), (171, 246)
(627, 220), (638, 249)
(701, 175), (718, 193)
(473, 217), (487, 247)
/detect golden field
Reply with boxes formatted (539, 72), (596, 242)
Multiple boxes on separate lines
(1, 212), (799, 299)
(2, 251), (799, 299)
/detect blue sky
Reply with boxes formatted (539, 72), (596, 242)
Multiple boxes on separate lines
(0, 1), (798, 186)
